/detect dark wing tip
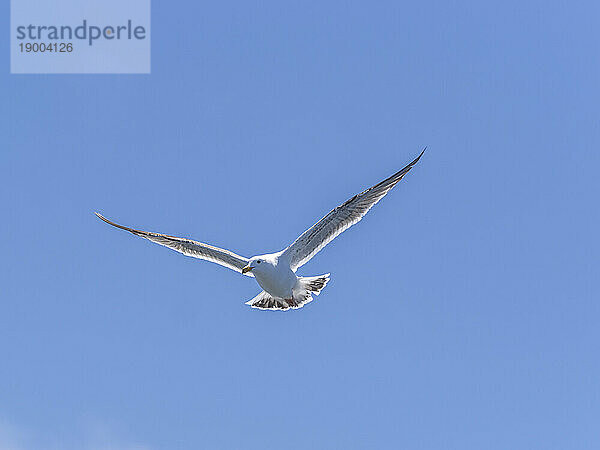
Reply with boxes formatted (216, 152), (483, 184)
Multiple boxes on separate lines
(95, 211), (118, 227)
(95, 211), (110, 224)
(393, 147), (427, 179)
(409, 147), (426, 167)
(95, 211), (139, 234)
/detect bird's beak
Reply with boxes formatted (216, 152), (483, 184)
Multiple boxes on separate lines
(242, 265), (253, 274)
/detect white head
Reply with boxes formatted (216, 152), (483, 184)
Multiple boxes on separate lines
(241, 254), (275, 276)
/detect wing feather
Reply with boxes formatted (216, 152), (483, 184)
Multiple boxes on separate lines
(283, 150), (424, 270)
(95, 213), (252, 275)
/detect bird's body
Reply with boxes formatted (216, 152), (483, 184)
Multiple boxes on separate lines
(96, 150), (424, 311)
(238, 251), (330, 309)
(249, 252), (295, 299)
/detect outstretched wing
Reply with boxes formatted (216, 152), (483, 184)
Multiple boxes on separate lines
(283, 150), (424, 270)
(95, 213), (253, 276)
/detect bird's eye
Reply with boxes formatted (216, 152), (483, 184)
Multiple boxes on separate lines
(256, 260), (261, 264)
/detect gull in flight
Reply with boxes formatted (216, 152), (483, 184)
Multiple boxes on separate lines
(96, 150), (424, 311)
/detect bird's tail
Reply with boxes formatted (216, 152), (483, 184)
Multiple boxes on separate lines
(245, 274), (330, 311)
(245, 291), (290, 310)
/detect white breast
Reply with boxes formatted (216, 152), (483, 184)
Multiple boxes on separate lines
(254, 264), (297, 298)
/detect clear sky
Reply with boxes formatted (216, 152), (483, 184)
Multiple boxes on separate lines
(2, 1), (599, 449)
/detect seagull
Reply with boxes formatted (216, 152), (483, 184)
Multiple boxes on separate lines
(96, 150), (424, 311)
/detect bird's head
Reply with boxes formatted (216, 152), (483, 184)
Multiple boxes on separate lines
(242, 255), (274, 276)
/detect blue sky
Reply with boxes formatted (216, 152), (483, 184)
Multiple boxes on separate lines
(2, 1), (599, 449)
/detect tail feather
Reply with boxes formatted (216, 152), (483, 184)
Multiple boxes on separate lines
(245, 273), (330, 311)
(245, 291), (289, 310)
(245, 292), (292, 310)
